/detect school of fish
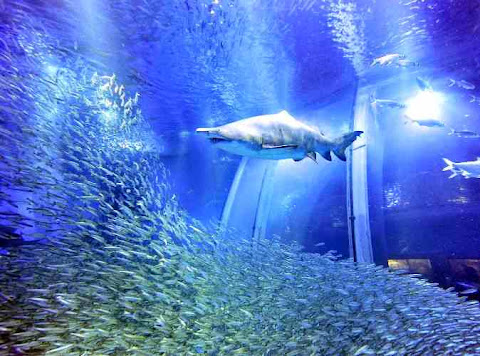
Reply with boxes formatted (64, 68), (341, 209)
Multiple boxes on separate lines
(369, 54), (480, 178)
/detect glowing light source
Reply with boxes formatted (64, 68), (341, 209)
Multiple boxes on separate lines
(44, 64), (58, 77)
(101, 110), (116, 123)
(388, 259), (432, 275)
(405, 91), (444, 120)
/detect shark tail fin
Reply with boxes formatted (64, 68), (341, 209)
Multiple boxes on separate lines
(442, 158), (455, 171)
(448, 79), (455, 87)
(333, 131), (363, 161)
(448, 129), (455, 136)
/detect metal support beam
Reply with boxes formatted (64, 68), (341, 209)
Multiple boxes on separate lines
(347, 80), (374, 263)
(252, 161), (277, 241)
(221, 157), (249, 229)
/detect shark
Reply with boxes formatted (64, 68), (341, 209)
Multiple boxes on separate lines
(416, 77), (433, 91)
(370, 53), (405, 67)
(370, 93), (406, 109)
(196, 110), (363, 162)
(443, 157), (480, 179)
(448, 129), (480, 139)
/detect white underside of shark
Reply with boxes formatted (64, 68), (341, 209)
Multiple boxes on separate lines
(196, 110), (362, 162)
(443, 158), (480, 179)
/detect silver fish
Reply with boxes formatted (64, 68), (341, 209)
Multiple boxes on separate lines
(371, 95), (406, 109)
(370, 53), (405, 66)
(416, 77), (432, 91)
(405, 115), (445, 128)
(449, 79), (475, 90)
(448, 129), (480, 138)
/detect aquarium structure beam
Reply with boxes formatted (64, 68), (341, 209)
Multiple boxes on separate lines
(347, 80), (374, 263)
(252, 161), (277, 241)
(220, 159), (275, 239)
(221, 157), (249, 228)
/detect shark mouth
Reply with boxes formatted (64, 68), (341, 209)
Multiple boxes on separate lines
(208, 137), (229, 144)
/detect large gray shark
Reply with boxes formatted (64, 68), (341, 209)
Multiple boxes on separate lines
(196, 110), (363, 162)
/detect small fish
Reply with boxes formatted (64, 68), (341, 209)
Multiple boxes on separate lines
(448, 129), (480, 138)
(416, 77), (432, 91)
(449, 79), (475, 90)
(45, 344), (74, 355)
(371, 53), (405, 67)
(456, 281), (479, 290)
(371, 97), (406, 109)
(354, 345), (375, 355)
(405, 115), (445, 128)
(460, 288), (478, 295)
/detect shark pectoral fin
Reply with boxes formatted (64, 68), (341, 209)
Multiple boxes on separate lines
(306, 152), (317, 163)
(261, 144), (298, 150)
(319, 151), (332, 161)
(448, 172), (457, 179)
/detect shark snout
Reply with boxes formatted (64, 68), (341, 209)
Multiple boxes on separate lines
(196, 128), (221, 137)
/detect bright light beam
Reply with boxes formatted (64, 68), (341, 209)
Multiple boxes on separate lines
(405, 90), (444, 120)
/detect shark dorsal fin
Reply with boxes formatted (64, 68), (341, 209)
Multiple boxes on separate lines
(278, 110), (293, 119)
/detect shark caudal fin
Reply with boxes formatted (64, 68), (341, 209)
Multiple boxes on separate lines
(442, 158), (457, 179)
(442, 158), (454, 171)
(333, 131), (363, 161)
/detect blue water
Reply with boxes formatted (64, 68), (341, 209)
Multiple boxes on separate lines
(2, 0), (480, 354)
(2, 0), (479, 277)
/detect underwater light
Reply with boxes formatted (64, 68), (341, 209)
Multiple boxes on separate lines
(405, 90), (444, 120)
(101, 110), (116, 123)
(388, 259), (432, 274)
(44, 64), (58, 77)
